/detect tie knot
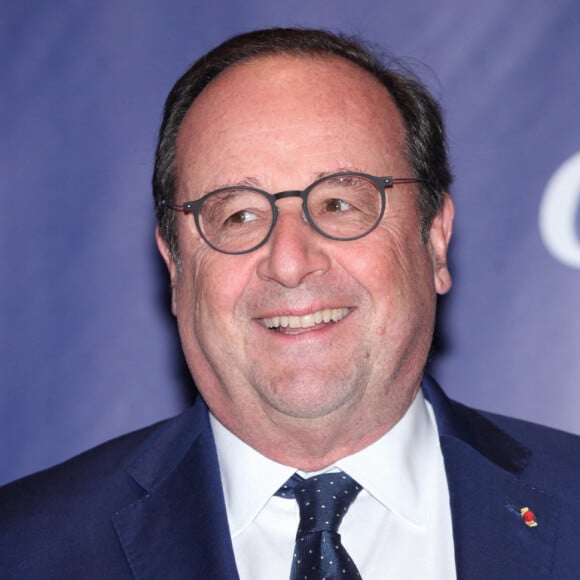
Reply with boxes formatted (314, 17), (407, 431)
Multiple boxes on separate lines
(277, 472), (361, 534)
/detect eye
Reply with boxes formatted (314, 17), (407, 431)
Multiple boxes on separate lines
(323, 198), (354, 213)
(226, 209), (258, 224)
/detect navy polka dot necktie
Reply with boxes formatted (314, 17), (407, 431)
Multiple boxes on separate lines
(276, 471), (363, 579)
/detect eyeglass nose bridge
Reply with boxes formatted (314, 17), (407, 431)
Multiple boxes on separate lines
(269, 189), (310, 225)
(272, 190), (304, 201)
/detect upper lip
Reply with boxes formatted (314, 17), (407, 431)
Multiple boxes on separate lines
(258, 307), (350, 329)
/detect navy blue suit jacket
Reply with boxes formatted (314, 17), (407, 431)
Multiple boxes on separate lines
(2, 376), (580, 578)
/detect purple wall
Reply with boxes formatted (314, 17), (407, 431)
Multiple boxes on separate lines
(2, 0), (579, 485)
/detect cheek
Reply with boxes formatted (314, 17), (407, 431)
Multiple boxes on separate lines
(345, 231), (435, 328)
(174, 245), (253, 336)
(346, 228), (425, 292)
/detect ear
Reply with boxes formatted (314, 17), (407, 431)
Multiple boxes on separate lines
(428, 194), (454, 295)
(155, 226), (179, 316)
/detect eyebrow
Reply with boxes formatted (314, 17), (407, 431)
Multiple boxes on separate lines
(204, 176), (264, 192)
(313, 167), (365, 180)
(208, 167), (367, 193)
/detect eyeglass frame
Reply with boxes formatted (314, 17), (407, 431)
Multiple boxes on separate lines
(160, 171), (424, 255)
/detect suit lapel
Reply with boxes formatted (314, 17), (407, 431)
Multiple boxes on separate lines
(423, 376), (560, 579)
(112, 401), (240, 580)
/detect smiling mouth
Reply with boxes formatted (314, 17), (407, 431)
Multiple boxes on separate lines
(260, 307), (350, 331)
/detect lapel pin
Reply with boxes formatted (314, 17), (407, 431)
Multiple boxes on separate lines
(520, 507), (538, 527)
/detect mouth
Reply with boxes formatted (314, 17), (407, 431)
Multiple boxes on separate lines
(259, 307), (350, 332)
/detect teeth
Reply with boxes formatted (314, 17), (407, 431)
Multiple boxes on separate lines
(262, 308), (349, 329)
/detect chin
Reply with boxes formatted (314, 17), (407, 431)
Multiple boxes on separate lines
(263, 380), (361, 421)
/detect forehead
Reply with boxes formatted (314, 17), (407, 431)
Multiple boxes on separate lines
(175, 54), (409, 190)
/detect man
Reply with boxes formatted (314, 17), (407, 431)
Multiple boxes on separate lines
(1, 28), (579, 579)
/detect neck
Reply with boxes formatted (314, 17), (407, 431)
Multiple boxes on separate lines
(210, 384), (419, 471)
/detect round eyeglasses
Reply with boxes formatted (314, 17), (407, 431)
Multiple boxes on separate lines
(161, 172), (423, 255)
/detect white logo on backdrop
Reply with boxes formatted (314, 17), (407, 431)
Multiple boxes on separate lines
(539, 151), (580, 268)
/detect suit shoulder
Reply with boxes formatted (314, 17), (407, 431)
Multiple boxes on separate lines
(478, 407), (580, 487)
(0, 419), (161, 515)
(0, 398), (207, 522)
(0, 401), (211, 577)
(481, 408), (580, 450)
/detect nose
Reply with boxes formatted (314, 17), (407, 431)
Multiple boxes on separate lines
(256, 202), (331, 288)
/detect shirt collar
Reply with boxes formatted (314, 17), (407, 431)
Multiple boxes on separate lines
(336, 391), (441, 526)
(210, 390), (441, 536)
(210, 414), (295, 538)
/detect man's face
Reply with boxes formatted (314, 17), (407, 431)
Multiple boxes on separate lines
(157, 55), (453, 460)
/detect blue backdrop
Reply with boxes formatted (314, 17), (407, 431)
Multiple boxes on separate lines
(2, 0), (579, 485)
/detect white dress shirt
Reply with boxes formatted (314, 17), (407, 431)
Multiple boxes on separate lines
(210, 391), (456, 579)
